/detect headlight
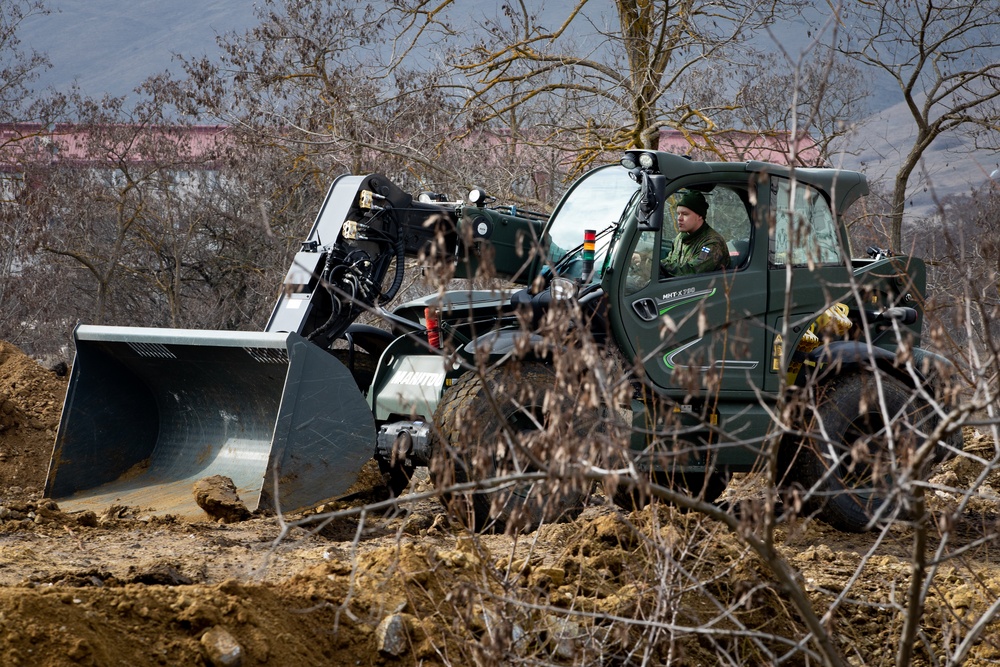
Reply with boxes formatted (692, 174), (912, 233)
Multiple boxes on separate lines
(550, 277), (577, 300)
(620, 155), (638, 170)
(468, 188), (487, 205)
(638, 152), (656, 169)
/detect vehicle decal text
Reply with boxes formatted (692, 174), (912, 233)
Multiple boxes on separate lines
(389, 371), (445, 387)
(658, 287), (716, 315)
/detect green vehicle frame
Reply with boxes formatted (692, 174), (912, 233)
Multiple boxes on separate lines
(368, 150), (956, 532)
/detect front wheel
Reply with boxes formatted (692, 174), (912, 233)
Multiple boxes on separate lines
(795, 373), (924, 532)
(431, 363), (595, 533)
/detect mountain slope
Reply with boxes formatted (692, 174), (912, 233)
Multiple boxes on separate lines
(837, 97), (999, 218)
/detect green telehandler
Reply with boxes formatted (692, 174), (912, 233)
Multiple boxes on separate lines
(46, 151), (959, 532)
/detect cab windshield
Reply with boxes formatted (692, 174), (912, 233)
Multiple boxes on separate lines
(542, 165), (639, 282)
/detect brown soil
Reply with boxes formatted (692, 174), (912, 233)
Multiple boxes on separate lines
(2, 340), (1000, 666)
(0, 340), (66, 501)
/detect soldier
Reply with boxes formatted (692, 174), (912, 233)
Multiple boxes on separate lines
(660, 190), (731, 276)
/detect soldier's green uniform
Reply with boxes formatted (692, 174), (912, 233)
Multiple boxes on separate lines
(661, 222), (731, 276)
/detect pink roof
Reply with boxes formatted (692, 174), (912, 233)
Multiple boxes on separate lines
(1, 123), (816, 174)
(657, 128), (821, 166)
(0, 123), (229, 171)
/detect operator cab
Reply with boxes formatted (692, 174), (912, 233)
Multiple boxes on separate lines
(541, 164), (639, 283)
(520, 156), (759, 300)
(625, 182), (755, 296)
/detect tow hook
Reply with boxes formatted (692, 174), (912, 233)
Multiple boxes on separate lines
(377, 422), (432, 468)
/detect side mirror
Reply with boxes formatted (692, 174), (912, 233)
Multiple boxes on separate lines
(637, 173), (666, 231)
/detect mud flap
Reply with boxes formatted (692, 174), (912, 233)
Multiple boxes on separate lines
(45, 325), (376, 519)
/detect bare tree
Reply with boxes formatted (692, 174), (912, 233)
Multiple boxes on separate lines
(836, 0), (1000, 251)
(34, 95), (183, 324)
(697, 47), (870, 166)
(0, 0), (53, 129)
(181, 137), (326, 331)
(0, 0), (69, 356)
(395, 0), (793, 169)
(179, 1), (455, 190)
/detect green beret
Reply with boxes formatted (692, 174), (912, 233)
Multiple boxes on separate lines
(676, 190), (708, 218)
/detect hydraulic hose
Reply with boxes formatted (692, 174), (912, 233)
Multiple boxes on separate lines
(379, 232), (406, 305)
(306, 263), (359, 344)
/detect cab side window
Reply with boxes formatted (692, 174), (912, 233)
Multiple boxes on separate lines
(706, 186), (753, 267)
(770, 178), (842, 266)
(658, 185), (753, 280)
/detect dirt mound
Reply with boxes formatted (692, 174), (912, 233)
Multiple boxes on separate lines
(0, 341), (67, 500)
(0, 501), (809, 666)
(6, 496), (1000, 666)
(2, 336), (1000, 665)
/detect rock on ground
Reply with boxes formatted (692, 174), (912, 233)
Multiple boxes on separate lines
(193, 475), (252, 523)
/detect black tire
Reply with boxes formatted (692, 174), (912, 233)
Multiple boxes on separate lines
(796, 373), (923, 532)
(330, 349), (378, 392)
(376, 455), (414, 498)
(926, 377), (963, 466)
(431, 363), (592, 533)
(612, 469), (729, 511)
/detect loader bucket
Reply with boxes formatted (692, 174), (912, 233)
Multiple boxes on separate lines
(45, 325), (376, 520)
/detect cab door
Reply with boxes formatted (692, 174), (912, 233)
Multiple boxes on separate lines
(610, 181), (769, 399)
(763, 176), (854, 393)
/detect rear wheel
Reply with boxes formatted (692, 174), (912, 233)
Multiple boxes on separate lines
(431, 363), (592, 532)
(796, 373), (923, 532)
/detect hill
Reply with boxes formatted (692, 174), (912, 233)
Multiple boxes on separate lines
(840, 98), (999, 217)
